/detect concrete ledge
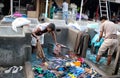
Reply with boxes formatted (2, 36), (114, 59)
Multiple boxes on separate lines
(84, 59), (120, 78)
(0, 32), (31, 66)
(0, 26), (25, 37)
(24, 62), (34, 78)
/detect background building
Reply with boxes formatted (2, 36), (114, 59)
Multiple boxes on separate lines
(0, 0), (120, 21)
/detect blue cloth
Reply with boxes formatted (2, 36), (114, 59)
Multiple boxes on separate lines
(2, 17), (15, 22)
(86, 50), (107, 64)
(91, 34), (104, 47)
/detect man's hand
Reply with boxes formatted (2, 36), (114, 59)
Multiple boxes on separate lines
(55, 42), (59, 46)
(96, 39), (100, 42)
(97, 31), (103, 42)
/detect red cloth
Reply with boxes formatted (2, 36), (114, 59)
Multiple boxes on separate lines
(77, 57), (84, 63)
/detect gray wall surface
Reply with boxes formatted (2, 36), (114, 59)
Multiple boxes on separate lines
(0, 27), (32, 67)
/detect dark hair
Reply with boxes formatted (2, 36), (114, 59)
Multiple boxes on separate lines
(48, 23), (55, 31)
(41, 18), (45, 22)
(100, 16), (107, 21)
(63, 0), (66, 2)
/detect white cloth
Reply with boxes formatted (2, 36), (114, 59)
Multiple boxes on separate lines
(12, 17), (31, 32)
(31, 23), (50, 46)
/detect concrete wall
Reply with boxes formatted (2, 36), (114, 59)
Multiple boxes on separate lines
(0, 27), (31, 67)
(44, 25), (79, 52)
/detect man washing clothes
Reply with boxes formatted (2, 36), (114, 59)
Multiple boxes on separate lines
(96, 16), (118, 65)
(31, 23), (57, 62)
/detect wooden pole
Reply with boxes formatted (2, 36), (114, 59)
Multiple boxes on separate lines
(113, 43), (120, 75)
(79, 0), (84, 21)
(11, 0), (13, 16)
(45, 0), (48, 18)
(36, 0), (40, 18)
(19, 0), (20, 12)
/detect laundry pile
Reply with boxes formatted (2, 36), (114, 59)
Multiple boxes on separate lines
(32, 51), (102, 78)
(33, 67), (57, 78)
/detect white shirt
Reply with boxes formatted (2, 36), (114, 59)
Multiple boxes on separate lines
(33, 23), (49, 32)
(31, 23), (50, 45)
(62, 2), (68, 12)
(100, 20), (117, 39)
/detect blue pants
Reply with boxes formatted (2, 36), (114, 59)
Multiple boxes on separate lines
(62, 11), (68, 24)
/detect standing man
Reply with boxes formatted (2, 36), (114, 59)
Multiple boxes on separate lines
(62, 0), (68, 24)
(96, 16), (118, 65)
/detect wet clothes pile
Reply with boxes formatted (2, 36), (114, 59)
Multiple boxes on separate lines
(32, 57), (102, 78)
(31, 44), (102, 78)
(33, 66), (57, 78)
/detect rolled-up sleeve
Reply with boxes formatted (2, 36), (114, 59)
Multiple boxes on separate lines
(117, 24), (120, 32)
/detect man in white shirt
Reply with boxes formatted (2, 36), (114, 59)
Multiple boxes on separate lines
(31, 23), (57, 62)
(96, 16), (118, 65)
(62, 0), (68, 24)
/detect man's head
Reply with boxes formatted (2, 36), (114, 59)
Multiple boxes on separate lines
(63, 0), (66, 2)
(47, 23), (55, 32)
(100, 16), (107, 23)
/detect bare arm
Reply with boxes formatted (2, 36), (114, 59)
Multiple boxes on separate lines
(98, 31), (103, 41)
(97, 22), (104, 42)
(50, 31), (57, 44)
